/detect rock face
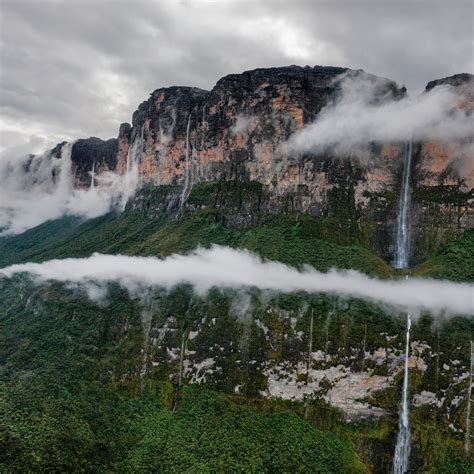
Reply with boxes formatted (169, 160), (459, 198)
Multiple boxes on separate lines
(119, 66), (409, 261)
(137, 292), (471, 434)
(409, 74), (474, 258)
(425, 73), (474, 93)
(70, 137), (118, 187)
(125, 66), (404, 198)
(67, 66), (473, 263)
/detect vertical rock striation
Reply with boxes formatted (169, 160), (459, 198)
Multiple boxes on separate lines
(42, 67), (474, 263)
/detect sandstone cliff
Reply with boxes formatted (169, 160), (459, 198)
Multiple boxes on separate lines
(68, 66), (473, 264)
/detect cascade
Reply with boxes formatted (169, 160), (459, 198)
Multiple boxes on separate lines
(394, 141), (413, 269)
(464, 340), (473, 455)
(393, 311), (412, 473)
(121, 126), (143, 209)
(392, 141), (414, 472)
(57, 142), (74, 194)
(180, 114), (192, 210)
(90, 160), (96, 189)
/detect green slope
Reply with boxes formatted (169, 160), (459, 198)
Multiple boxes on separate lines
(0, 277), (365, 472)
(0, 183), (472, 473)
(414, 229), (474, 281)
(0, 211), (392, 277)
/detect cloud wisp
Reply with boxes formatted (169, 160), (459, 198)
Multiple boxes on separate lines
(1, 246), (473, 316)
(282, 73), (473, 157)
(0, 140), (139, 236)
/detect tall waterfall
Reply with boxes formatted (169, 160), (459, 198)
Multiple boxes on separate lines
(180, 114), (192, 210)
(464, 340), (473, 456)
(121, 125), (144, 209)
(392, 141), (414, 473)
(394, 141), (413, 269)
(89, 160), (96, 189)
(393, 312), (412, 473)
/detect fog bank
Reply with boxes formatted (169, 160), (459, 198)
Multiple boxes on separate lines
(1, 246), (472, 316)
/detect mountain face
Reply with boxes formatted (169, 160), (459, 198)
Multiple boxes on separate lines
(1, 66), (473, 473)
(69, 66), (473, 264)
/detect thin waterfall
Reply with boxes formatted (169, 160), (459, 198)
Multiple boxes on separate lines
(394, 141), (413, 269)
(392, 141), (414, 473)
(54, 142), (75, 198)
(90, 160), (96, 189)
(464, 340), (473, 456)
(121, 125), (143, 210)
(393, 311), (412, 473)
(180, 114), (192, 210)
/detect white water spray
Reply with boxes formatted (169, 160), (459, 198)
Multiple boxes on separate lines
(392, 140), (414, 472)
(89, 160), (96, 189)
(0, 133), (144, 235)
(120, 126), (144, 210)
(394, 141), (413, 269)
(180, 114), (192, 210)
(393, 311), (412, 473)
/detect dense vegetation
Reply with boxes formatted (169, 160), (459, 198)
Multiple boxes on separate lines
(415, 228), (474, 281)
(0, 278), (365, 472)
(0, 205), (392, 278)
(0, 181), (472, 472)
(121, 387), (365, 473)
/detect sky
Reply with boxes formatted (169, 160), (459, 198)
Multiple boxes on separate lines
(0, 0), (473, 154)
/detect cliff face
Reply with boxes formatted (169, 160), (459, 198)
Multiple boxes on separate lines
(68, 66), (473, 263)
(409, 74), (474, 258)
(120, 66), (408, 262)
(70, 137), (118, 187)
(126, 66), (403, 197)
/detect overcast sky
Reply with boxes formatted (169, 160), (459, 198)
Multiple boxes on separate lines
(0, 0), (472, 154)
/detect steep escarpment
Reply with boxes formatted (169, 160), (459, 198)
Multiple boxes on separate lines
(70, 137), (118, 187)
(409, 74), (474, 259)
(37, 66), (472, 264)
(118, 66), (408, 261)
(115, 67), (472, 264)
(2, 65), (472, 473)
(1, 215), (472, 472)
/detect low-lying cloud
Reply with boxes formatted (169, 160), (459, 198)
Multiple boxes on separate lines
(1, 246), (472, 316)
(283, 73), (473, 157)
(0, 141), (139, 236)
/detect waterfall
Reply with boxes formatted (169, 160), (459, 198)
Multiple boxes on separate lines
(58, 142), (74, 194)
(180, 114), (192, 210)
(89, 160), (96, 189)
(393, 310), (412, 473)
(304, 308), (314, 419)
(394, 141), (413, 269)
(465, 340), (473, 456)
(121, 126), (143, 210)
(392, 142), (414, 472)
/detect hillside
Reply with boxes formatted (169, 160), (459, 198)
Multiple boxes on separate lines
(1, 66), (473, 473)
